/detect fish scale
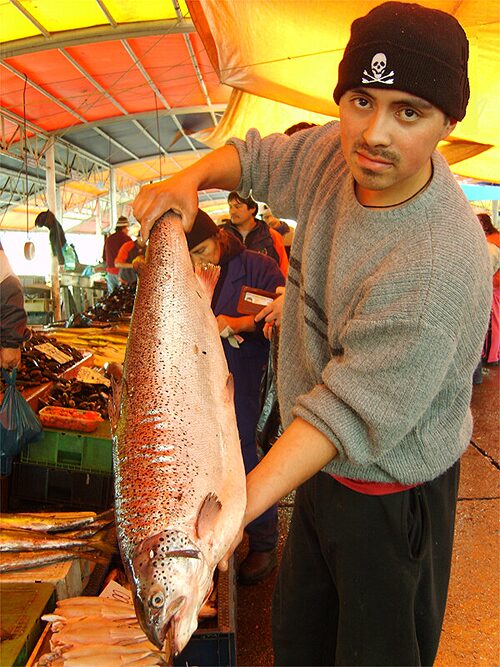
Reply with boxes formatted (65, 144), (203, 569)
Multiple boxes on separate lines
(111, 212), (246, 657)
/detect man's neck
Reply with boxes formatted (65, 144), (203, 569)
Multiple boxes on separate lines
(236, 218), (257, 234)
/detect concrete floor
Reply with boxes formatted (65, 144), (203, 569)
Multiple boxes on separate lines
(235, 364), (500, 666)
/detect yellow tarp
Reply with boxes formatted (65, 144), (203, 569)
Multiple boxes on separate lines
(188, 0), (500, 182)
(0, 0), (190, 43)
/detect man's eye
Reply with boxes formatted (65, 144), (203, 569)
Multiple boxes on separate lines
(353, 97), (370, 108)
(400, 108), (419, 121)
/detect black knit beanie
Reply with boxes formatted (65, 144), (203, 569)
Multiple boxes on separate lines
(186, 209), (219, 251)
(333, 2), (469, 120)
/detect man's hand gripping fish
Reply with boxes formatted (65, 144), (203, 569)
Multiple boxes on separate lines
(110, 212), (246, 659)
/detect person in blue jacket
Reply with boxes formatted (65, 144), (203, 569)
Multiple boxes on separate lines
(186, 209), (286, 585)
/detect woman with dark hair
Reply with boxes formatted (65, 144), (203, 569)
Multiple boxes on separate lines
(34, 210), (79, 270)
(478, 213), (500, 365)
(34, 210), (67, 266)
(186, 209), (285, 585)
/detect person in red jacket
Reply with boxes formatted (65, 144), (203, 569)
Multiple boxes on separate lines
(478, 213), (500, 364)
(115, 237), (147, 286)
(103, 216), (130, 292)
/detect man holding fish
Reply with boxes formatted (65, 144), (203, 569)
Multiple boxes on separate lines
(132, 3), (491, 665)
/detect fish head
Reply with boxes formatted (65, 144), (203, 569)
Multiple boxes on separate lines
(130, 529), (212, 656)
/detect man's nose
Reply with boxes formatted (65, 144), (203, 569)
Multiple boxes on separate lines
(361, 111), (391, 147)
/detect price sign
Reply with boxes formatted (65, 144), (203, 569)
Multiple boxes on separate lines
(35, 343), (72, 364)
(77, 367), (111, 387)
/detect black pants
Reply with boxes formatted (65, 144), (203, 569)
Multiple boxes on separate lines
(272, 463), (460, 666)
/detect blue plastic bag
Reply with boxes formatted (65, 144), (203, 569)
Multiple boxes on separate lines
(0, 368), (43, 475)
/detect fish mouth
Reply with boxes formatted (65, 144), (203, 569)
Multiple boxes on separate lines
(148, 595), (186, 653)
(162, 618), (177, 660)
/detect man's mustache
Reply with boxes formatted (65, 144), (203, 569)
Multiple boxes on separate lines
(353, 143), (399, 165)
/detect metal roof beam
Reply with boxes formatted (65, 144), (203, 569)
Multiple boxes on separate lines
(131, 120), (167, 156)
(116, 147), (211, 170)
(56, 105), (226, 134)
(93, 127), (140, 160)
(121, 39), (201, 155)
(0, 165), (48, 188)
(171, 0), (218, 127)
(59, 48), (128, 115)
(8, 0), (51, 38)
(96, 0), (117, 28)
(0, 19), (195, 58)
(0, 108), (111, 171)
(1, 61), (88, 124)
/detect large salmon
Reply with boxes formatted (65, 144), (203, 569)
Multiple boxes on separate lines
(111, 212), (246, 657)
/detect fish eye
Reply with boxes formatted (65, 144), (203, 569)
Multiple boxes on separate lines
(150, 592), (165, 608)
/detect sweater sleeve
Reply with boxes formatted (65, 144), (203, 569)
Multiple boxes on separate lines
(0, 276), (29, 348)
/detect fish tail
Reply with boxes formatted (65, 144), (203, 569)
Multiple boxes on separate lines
(87, 529), (117, 555)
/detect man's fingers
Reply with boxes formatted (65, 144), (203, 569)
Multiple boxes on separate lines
(263, 322), (274, 341)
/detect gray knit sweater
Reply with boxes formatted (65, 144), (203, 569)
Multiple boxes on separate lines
(229, 122), (491, 484)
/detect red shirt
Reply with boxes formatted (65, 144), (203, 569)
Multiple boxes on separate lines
(104, 230), (130, 274)
(487, 231), (500, 290)
(331, 475), (417, 495)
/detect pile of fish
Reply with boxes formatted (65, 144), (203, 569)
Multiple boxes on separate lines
(111, 213), (246, 660)
(0, 510), (115, 573)
(37, 596), (166, 666)
(47, 326), (129, 368)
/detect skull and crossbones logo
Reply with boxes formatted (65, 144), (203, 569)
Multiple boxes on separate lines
(362, 53), (394, 84)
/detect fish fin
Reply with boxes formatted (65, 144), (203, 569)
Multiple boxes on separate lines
(224, 373), (235, 404)
(195, 492), (222, 540)
(87, 529), (118, 555)
(194, 263), (221, 301)
(108, 369), (124, 435)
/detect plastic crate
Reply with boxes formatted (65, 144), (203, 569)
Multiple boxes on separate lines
(9, 461), (114, 512)
(174, 563), (237, 667)
(21, 424), (112, 473)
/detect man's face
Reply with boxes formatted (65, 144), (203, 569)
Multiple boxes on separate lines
(228, 199), (255, 228)
(339, 88), (456, 206)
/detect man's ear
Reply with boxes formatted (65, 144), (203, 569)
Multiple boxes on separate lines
(441, 117), (457, 140)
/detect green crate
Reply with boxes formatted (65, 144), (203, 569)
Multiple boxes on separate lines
(21, 423), (112, 473)
(0, 583), (55, 667)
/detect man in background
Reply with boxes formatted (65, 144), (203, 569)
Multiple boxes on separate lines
(103, 215), (130, 292)
(224, 192), (288, 275)
(261, 205), (294, 256)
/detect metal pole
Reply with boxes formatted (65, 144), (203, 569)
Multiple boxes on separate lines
(46, 136), (62, 321)
(109, 167), (117, 230)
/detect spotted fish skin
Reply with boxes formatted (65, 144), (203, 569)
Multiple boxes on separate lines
(112, 213), (246, 655)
